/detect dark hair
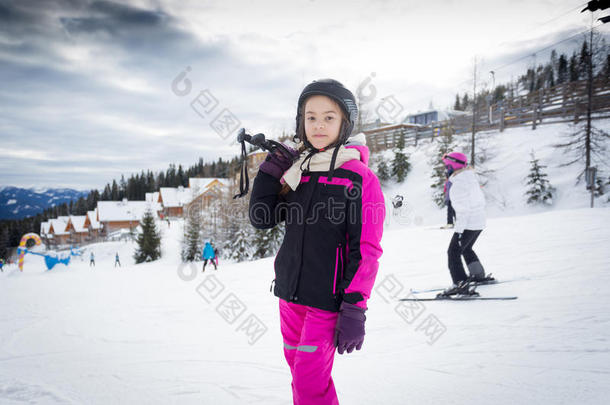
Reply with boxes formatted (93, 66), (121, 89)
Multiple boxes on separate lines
(280, 96), (349, 196)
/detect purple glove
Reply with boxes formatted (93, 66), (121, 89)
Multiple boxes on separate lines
(334, 301), (366, 354)
(259, 144), (299, 179)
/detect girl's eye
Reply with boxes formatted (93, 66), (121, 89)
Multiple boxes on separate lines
(326, 116), (334, 121)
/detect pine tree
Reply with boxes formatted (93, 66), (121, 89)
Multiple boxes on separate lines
(557, 54), (568, 84)
(453, 94), (461, 111)
(181, 206), (202, 261)
(228, 226), (252, 262)
(251, 224), (285, 259)
(376, 159), (390, 183)
(252, 228), (271, 259)
(267, 222), (285, 254)
(134, 209), (162, 263)
(543, 64), (554, 88)
(569, 52), (579, 82)
(461, 94), (469, 111)
(524, 152), (555, 206)
(111, 180), (119, 201)
(579, 40), (590, 79)
(0, 225), (10, 261)
(391, 133), (410, 183)
(430, 126), (455, 207)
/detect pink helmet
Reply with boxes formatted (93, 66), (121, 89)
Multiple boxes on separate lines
(442, 152), (468, 170)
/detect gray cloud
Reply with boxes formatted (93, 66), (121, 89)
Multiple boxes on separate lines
(1, 0), (606, 190)
(0, 0), (299, 189)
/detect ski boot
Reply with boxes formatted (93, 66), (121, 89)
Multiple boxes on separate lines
(437, 280), (479, 298)
(467, 273), (496, 285)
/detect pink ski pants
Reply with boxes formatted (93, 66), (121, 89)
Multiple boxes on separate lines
(279, 298), (340, 405)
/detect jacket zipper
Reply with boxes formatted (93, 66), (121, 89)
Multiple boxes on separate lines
(292, 174), (319, 300)
(339, 243), (344, 280)
(269, 278), (275, 293)
(333, 243), (342, 295)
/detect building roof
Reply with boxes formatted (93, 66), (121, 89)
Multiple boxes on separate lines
(189, 177), (229, 192)
(158, 187), (193, 208)
(48, 217), (69, 235)
(40, 221), (50, 236)
(85, 209), (101, 230)
(97, 200), (161, 222)
(66, 215), (88, 233)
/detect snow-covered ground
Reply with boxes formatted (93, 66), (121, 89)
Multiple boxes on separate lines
(1, 208), (608, 404)
(1, 122), (609, 404)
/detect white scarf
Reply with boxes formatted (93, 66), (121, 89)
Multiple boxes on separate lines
(282, 133), (366, 191)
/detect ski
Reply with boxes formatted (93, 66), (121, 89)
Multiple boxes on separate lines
(410, 278), (499, 294)
(399, 295), (518, 301)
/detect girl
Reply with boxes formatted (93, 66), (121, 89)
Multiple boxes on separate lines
(441, 152), (491, 294)
(249, 79), (385, 404)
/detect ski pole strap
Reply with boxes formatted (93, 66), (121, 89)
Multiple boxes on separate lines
(233, 139), (249, 199)
(327, 145), (340, 181)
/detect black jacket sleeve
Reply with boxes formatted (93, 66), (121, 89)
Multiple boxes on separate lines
(249, 170), (286, 229)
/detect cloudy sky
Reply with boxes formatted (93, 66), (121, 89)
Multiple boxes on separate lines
(0, 0), (607, 190)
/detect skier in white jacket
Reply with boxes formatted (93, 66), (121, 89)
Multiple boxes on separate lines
(442, 152), (491, 289)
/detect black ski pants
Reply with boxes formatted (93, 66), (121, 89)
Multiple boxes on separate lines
(203, 258), (217, 271)
(448, 230), (482, 284)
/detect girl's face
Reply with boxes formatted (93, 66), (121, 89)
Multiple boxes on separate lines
(304, 95), (343, 150)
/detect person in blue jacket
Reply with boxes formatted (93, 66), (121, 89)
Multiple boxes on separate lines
(202, 241), (217, 272)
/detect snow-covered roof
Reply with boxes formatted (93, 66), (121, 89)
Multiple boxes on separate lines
(48, 217), (69, 235)
(158, 187), (193, 208)
(40, 221), (50, 236)
(97, 200), (161, 222)
(189, 178), (230, 193)
(67, 215), (87, 233)
(85, 209), (100, 230)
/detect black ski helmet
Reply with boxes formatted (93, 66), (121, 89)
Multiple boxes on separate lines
(295, 79), (358, 147)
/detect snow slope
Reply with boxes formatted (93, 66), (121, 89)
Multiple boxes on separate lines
(376, 120), (610, 229)
(1, 122), (609, 404)
(1, 208), (609, 404)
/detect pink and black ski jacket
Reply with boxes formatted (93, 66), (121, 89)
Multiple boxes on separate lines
(249, 144), (385, 312)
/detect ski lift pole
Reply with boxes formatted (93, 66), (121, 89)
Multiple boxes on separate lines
(585, 166), (597, 208)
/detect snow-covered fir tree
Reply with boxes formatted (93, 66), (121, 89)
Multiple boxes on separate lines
(268, 223), (285, 253)
(430, 126), (455, 207)
(252, 228), (271, 259)
(181, 205), (202, 261)
(134, 209), (162, 263)
(252, 224), (285, 259)
(525, 152), (555, 206)
(229, 225), (252, 262)
(391, 133), (410, 182)
(376, 159), (390, 183)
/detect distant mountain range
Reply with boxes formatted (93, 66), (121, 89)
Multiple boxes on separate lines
(0, 186), (88, 220)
